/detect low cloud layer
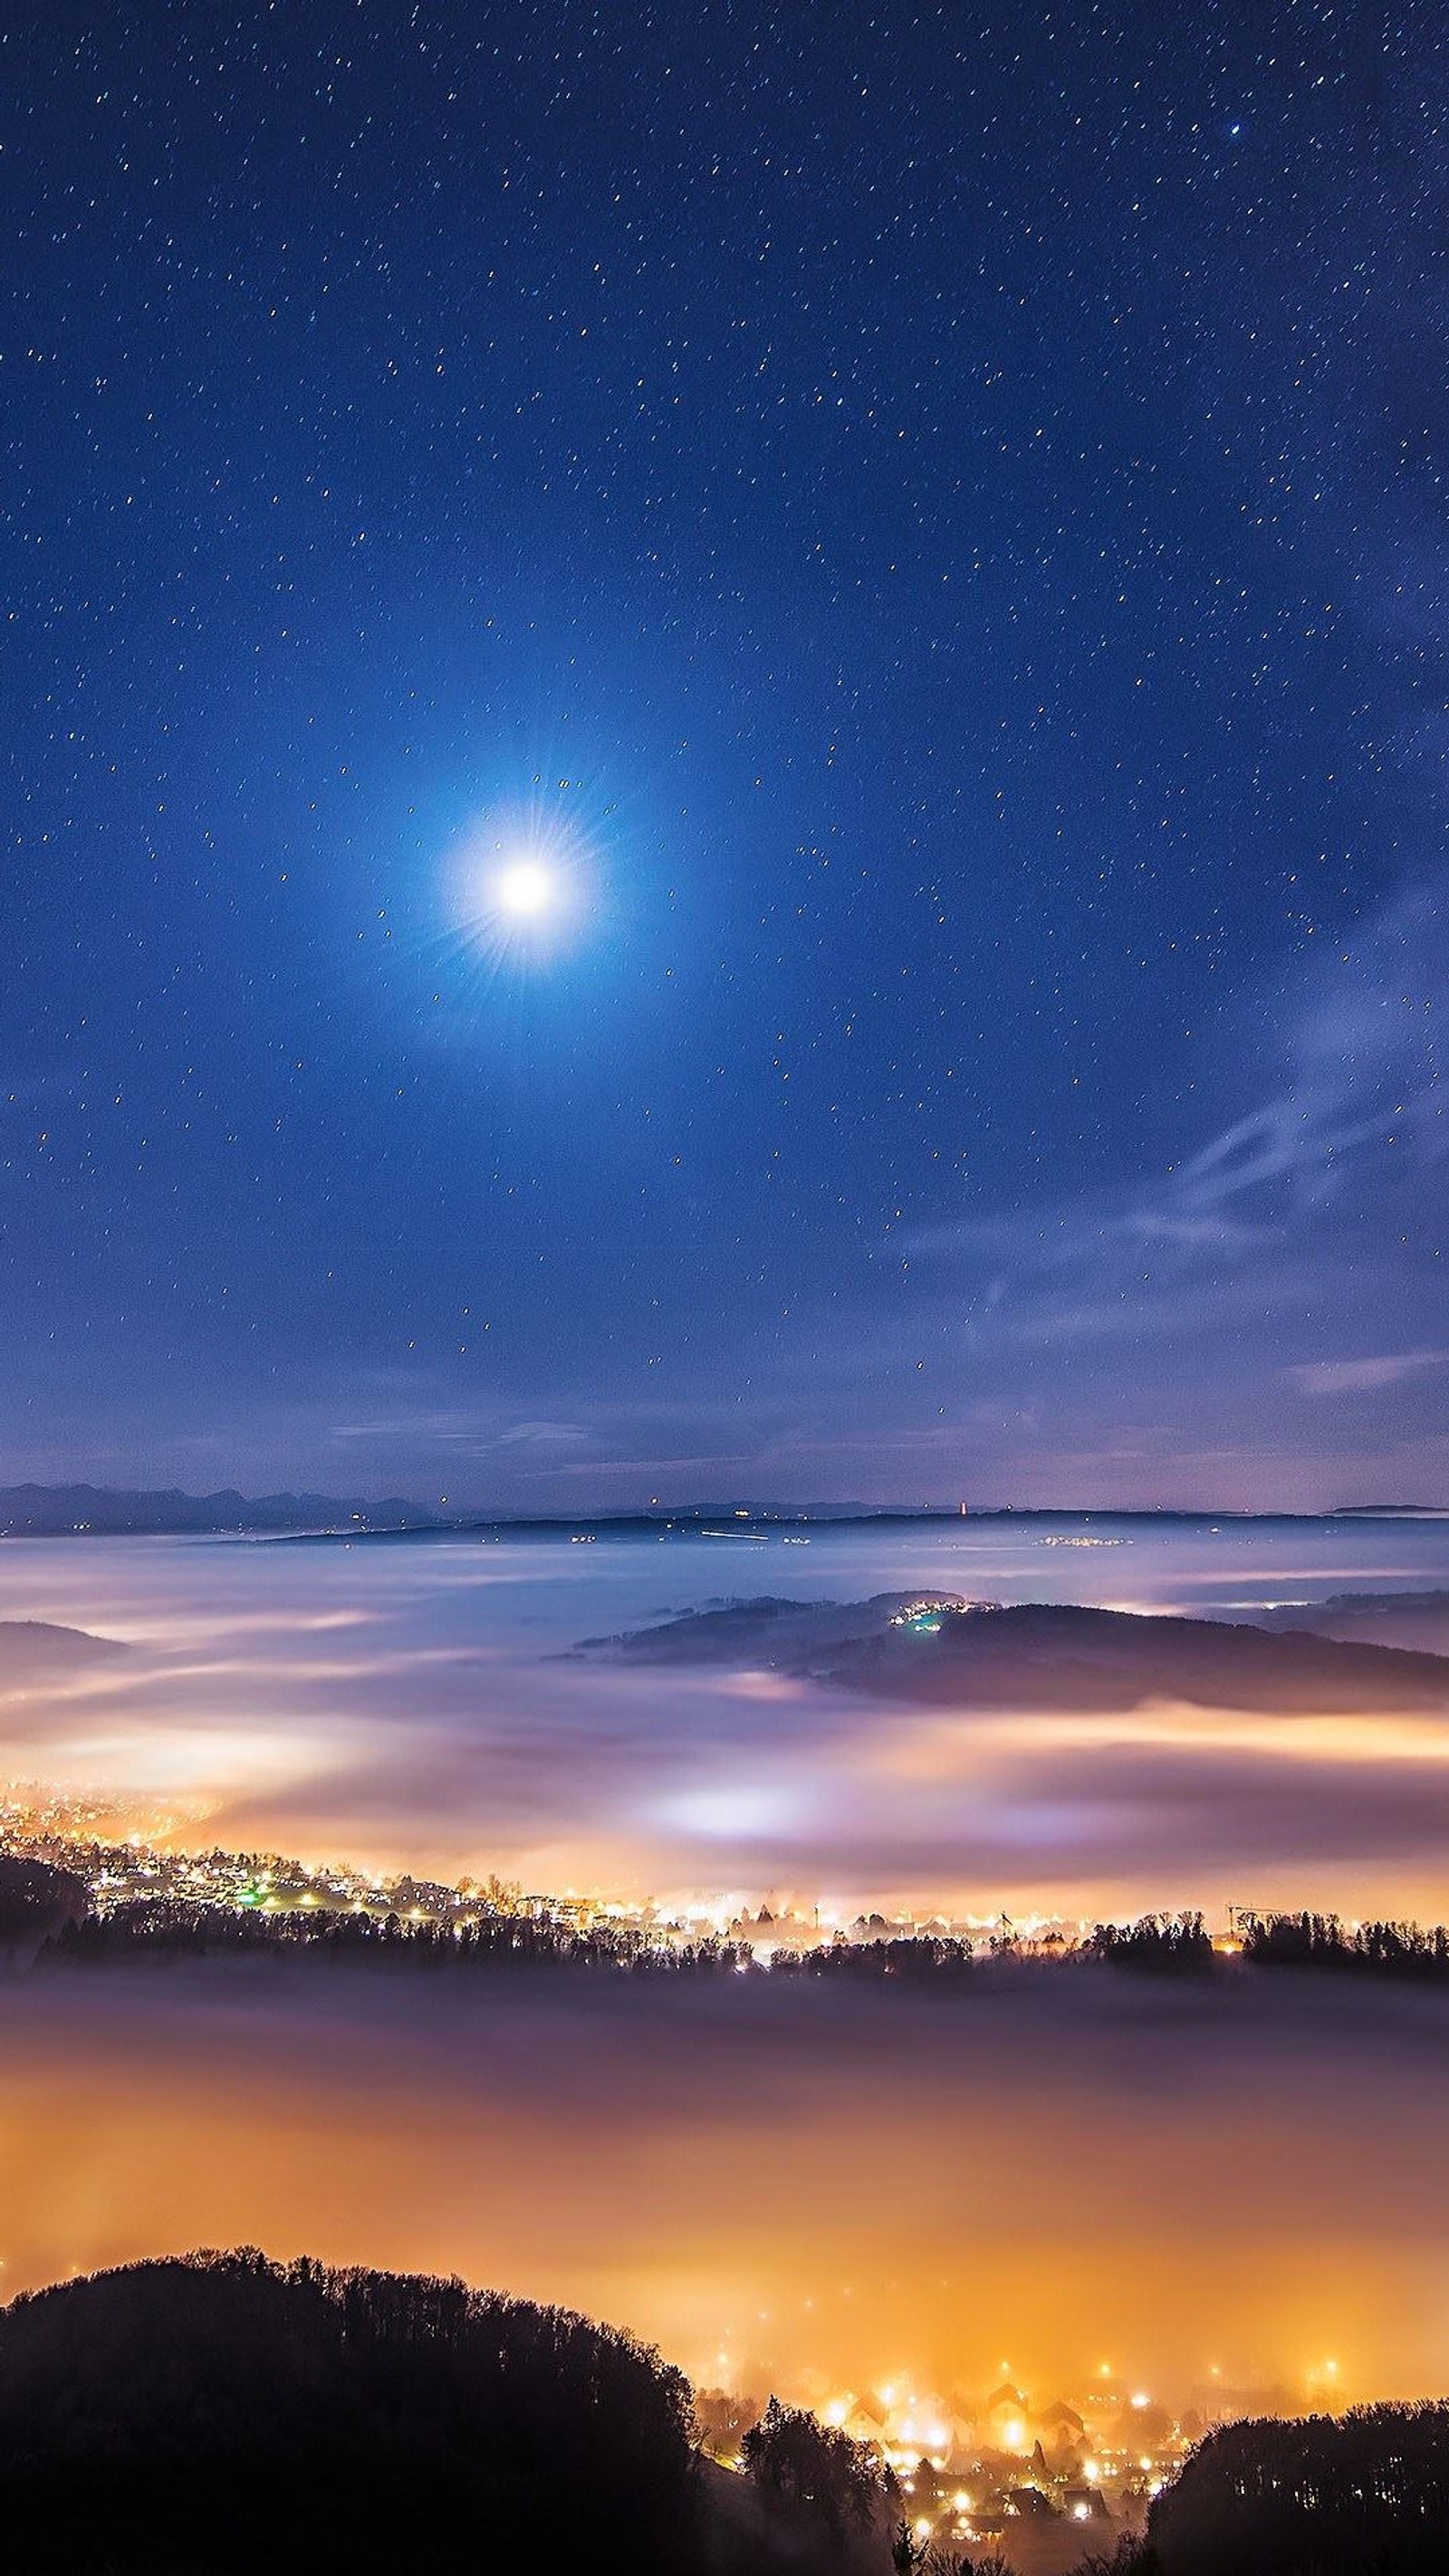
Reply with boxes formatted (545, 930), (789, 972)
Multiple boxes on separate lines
(2, 1962), (1448, 2407)
(2, 1525), (1448, 1919)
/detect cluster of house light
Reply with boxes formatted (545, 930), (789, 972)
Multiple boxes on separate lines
(0, 1794), (1119, 1956)
(705, 2384), (1190, 2550)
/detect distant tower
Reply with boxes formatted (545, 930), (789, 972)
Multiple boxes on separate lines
(960, 1500), (969, 1516)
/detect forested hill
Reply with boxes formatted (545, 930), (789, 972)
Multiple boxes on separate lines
(583, 1594), (1449, 1711)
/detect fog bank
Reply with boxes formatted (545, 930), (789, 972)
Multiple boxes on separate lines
(3, 1960), (1447, 2405)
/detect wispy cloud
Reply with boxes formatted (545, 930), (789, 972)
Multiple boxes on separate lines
(909, 883), (1447, 1349)
(491, 1420), (590, 1453)
(1291, 1350), (1449, 1399)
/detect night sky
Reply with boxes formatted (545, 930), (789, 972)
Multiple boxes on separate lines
(2, 0), (1444, 1508)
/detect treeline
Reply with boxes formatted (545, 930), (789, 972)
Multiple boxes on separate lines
(771, 1934), (980, 1984)
(1141, 2401), (1449, 2575)
(15, 1862), (1449, 1989)
(1237, 1911), (1449, 1977)
(32, 1899), (1190, 1979)
(42, 1900), (753, 1975)
(0, 1853), (88, 1949)
(1090, 1909), (1449, 1981)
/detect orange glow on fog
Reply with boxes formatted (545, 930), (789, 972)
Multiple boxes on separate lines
(4, 1531), (1449, 1922)
(2, 1966), (1447, 2405)
(5, 1527), (1449, 2421)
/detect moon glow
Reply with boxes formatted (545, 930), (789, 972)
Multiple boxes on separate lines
(494, 858), (558, 918)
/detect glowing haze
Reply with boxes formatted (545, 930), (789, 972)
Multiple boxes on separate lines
(3, 1522), (1448, 1916)
(3, 1522), (1448, 2406)
(4, 1965), (1448, 2408)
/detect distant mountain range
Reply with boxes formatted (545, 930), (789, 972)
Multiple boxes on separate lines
(0, 1485), (1441, 1537)
(0, 1485), (450, 1537)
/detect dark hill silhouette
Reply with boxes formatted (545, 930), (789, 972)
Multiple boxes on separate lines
(574, 1593), (906, 1667)
(1257, 1589), (1449, 1653)
(0, 2251), (704, 2575)
(0, 1853), (88, 1953)
(1147, 2402), (1449, 2574)
(0, 2251), (895, 2575)
(0, 1619), (129, 1679)
(581, 1594), (1449, 1711)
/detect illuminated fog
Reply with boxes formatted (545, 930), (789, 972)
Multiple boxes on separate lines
(3, 1960), (1447, 2408)
(0, 1520), (1446, 1916)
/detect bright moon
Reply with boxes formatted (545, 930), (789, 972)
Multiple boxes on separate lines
(447, 808), (591, 966)
(494, 858), (556, 918)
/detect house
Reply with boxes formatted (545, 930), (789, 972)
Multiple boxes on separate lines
(1040, 2401), (1086, 2446)
(981, 2381), (1032, 2451)
(1062, 2484), (1113, 2527)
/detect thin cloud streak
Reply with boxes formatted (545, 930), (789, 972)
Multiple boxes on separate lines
(1291, 1350), (1449, 1398)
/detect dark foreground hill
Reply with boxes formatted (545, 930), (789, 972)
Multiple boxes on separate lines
(1147, 2402), (1449, 2576)
(580, 1594), (1449, 1711)
(0, 2255), (1445, 2575)
(0, 2253), (895, 2576)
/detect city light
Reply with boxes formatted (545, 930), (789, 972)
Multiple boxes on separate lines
(0, 1783), (1396, 2568)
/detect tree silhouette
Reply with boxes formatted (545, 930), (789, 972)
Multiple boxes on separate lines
(1089, 1913), (1214, 1974)
(0, 2249), (704, 2575)
(742, 2394), (891, 2542)
(1147, 2402), (1449, 2574)
(0, 1855), (88, 1961)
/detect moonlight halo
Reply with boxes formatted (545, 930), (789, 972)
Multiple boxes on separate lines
(494, 858), (559, 918)
(445, 796), (598, 972)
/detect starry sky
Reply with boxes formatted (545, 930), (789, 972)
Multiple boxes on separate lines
(2, 0), (1444, 1509)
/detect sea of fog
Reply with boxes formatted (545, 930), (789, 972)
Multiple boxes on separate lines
(5, 1962), (1449, 2405)
(1, 1512), (1447, 1916)
(5, 1513), (1449, 2408)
